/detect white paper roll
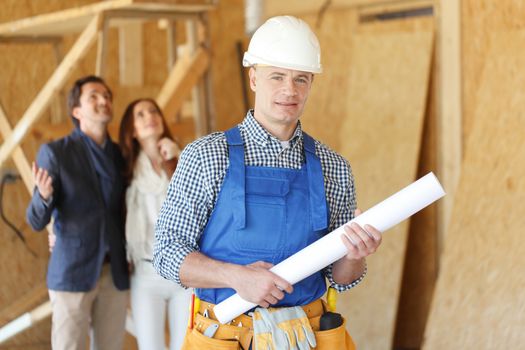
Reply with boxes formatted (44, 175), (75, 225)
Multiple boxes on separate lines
(213, 172), (445, 324)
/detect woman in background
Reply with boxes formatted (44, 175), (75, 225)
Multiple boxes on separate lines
(119, 98), (191, 350)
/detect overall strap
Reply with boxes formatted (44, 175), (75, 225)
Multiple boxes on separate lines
(303, 133), (328, 231)
(224, 126), (246, 229)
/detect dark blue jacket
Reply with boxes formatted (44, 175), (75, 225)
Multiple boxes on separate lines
(26, 130), (129, 291)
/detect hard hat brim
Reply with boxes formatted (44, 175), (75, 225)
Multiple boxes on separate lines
(243, 52), (322, 74)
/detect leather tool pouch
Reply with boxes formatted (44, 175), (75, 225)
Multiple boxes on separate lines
(182, 313), (252, 350)
(310, 316), (356, 350)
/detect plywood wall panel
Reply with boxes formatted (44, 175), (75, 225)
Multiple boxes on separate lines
(207, 0), (246, 131)
(423, 30), (525, 350)
(393, 62), (438, 348)
(299, 9), (359, 152)
(462, 0), (525, 144)
(335, 26), (433, 350)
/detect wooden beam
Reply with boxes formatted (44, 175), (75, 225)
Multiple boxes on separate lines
(0, 104), (34, 193)
(106, 9), (204, 22)
(436, 0), (461, 253)
(186, 20), (208, 136)
(264, 0), (435, 17)
(358, 0), (434, 19)
(165, 20), (178, 71)
(118, 21), (143, 86)
(0, 1), (213, 38)
(0, 14), (101, 168)
(96, 17), (109, 77)
(0, 301), (52, 344)
(0, 0), (130, 37)
(156, 47), (210, 123)
(50, 41), (66, 124)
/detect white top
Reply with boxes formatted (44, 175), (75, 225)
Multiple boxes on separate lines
(125, 151), (170, 265)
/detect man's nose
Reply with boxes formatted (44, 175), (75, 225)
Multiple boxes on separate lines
(98, 95), (110, 106)
(283, 78), (298, 96)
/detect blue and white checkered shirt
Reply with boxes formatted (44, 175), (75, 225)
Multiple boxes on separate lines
(153, 111), (365, 292)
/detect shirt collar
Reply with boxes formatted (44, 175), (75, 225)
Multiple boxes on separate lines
(75, 127), (110, 152)
(241, 110), (303, 149)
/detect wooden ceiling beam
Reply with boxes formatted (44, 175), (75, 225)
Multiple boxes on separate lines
(0, 0), (213, 38)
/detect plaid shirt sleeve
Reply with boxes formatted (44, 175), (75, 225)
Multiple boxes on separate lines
(317, 143), (367, 292)
(153, 135), (226, 288)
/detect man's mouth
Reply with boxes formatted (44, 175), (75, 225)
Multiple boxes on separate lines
(275, 101), (298, 107)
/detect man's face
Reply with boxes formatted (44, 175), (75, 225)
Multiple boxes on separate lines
(72, 82), (113, 128)
(250, 66), (313, 132)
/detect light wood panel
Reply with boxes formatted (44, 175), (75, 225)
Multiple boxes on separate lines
(299, 10), (360, 152)
(208, 0), (246, 131)
(393, 47), (437, 348)
(336, 26), (433, 350)
(117, 21), (143, 85)
(435, 0), (461, 255)
(423, 30), (525, 350)
(462, 0), (525, 143)
(0, 0), (212, 37)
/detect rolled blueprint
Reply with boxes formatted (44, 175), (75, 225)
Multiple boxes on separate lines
(213, 172), (445, 324)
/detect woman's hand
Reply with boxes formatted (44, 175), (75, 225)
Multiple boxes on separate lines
(157, 138), (181, 161)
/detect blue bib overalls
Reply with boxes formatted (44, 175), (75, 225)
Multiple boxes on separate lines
(197, 126), (329, 307)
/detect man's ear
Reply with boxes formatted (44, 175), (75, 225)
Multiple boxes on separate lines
(72, 107), (82, 122)
(248, 67), (257, 92)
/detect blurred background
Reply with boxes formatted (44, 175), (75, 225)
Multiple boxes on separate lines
(0, 0), (523, 349)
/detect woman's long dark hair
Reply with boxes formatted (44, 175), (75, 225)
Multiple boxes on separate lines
(119, 98), (175, 186)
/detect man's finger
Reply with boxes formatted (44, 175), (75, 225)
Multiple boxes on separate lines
(364, 224), (382, 241)
(275, 280), (293, 294)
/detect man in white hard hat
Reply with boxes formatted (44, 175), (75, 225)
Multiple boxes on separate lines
(154, 15), (382, 349)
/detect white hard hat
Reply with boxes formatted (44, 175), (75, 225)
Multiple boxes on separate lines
(243, 15), (322, 74)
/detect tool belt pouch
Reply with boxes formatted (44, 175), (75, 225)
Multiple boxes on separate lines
(310, 316), (356, 350)
(182, 313), (249, 350)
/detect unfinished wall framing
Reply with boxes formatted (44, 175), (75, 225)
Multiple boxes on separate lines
(0, 0), (248, 348)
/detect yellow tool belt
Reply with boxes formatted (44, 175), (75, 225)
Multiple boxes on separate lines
(181, 298), (356, 350)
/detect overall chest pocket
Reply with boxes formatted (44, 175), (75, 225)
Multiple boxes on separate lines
(233, 177), (290, 254)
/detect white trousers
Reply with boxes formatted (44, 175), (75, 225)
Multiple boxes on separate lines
(48, 264), (128, 350)
(131, 260), (192, 350)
